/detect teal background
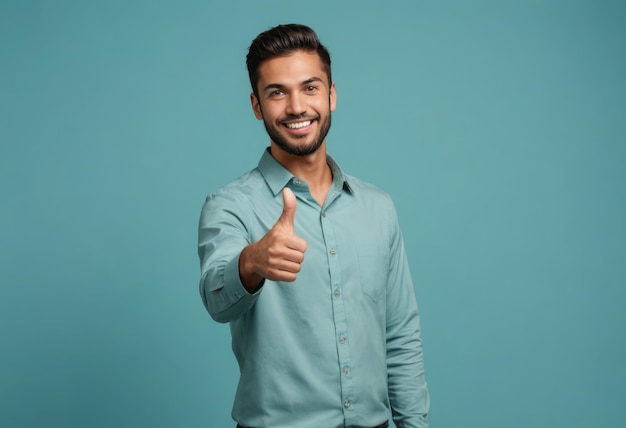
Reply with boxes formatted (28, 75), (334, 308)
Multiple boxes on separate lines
(1, 0), (624, 427)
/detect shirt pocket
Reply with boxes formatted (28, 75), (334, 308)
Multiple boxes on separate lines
(357, 246), (388, 303)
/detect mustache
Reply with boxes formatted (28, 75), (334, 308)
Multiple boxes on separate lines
(279, 114), (319, 124)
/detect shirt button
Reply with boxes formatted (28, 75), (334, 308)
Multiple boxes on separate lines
(294, 179), (302, 185)
(339, 336), (345, 344)
(343, 366), (349, 375)
(334, 289), (340, 297)
(330, 249), (336, 256)
(344, 400), (351, 408)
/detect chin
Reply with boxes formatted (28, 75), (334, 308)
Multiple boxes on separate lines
(282, 141), (322, 156)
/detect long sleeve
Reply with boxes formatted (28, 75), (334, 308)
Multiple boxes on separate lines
(385, 204), (430, 427)
(198, 189), (261, 323)
(197, 152), (430, 426)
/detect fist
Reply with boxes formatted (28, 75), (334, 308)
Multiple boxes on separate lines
(239, 188), (308, 289)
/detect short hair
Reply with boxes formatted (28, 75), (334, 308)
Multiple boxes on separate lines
(246, 24), (332, 97)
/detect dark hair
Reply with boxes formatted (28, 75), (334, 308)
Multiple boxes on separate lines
(246, 24), (332, 97)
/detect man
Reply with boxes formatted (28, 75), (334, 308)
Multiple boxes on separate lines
(198, 24), (429, 428)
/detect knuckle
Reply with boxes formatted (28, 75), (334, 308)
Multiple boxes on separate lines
(267, 247), (281, 258)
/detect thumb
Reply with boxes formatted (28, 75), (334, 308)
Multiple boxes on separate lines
(278, 187), (297, 232)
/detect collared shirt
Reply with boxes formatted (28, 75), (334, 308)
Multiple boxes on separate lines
(198, 149), (429, 428)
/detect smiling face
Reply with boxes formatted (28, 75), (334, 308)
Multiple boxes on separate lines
(251, 50), (336, 157)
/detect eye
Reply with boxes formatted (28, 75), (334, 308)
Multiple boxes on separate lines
(268, 89), (285, 98)
(305, 85), (318, 92)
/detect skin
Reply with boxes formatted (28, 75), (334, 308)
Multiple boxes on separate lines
(239, 50), (337, 290)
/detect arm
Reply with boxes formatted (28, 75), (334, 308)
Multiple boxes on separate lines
(198, 188), (306, 323)
(198, 189), (260, 323)
(385, 204), (430, 427)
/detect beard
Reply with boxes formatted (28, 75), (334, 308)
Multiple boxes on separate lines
(262, 111), (332, 156)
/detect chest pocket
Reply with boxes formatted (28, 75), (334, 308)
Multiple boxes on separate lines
(357, 246), (388, 302)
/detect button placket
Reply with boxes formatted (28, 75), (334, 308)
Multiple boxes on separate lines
(320, 204), (354, 419)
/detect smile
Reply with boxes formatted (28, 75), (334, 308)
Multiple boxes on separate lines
(285, 121), (312, 129)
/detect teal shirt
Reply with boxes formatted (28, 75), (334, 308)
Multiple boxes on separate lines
(198, 149), (429, 428)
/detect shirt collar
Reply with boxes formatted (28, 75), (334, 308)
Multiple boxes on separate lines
(258, 148), (353, 196)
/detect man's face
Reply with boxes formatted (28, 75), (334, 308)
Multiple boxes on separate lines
(251, 51), (336, 156)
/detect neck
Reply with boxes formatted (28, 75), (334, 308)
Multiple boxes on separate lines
(270, 142), (333, 205)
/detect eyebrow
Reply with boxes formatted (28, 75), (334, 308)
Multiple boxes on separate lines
(262, 77), (325, 93)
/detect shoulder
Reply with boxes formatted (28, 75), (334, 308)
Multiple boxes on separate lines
(343, 174), (402, 237)
(204, 168), (266, 203)
(342, 174), (403, 249)
(200, 167), (271, 222)
(345, 173), (395, 207)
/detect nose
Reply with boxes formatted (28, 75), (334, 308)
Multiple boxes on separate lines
(286, 92), (306, 116)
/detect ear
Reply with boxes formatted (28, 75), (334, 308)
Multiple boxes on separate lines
(329, 82), (337, 112)
(250, 93), (263, 120)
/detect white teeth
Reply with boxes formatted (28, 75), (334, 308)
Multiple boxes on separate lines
(286, 121), (311, 129)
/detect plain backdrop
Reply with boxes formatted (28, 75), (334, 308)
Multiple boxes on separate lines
(1, 1), (625, 427)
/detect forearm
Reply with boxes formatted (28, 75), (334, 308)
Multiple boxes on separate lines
(387, 316), (430, 427)
(199, 251), (261, 323)
(385, 205), (430, 426)
(198, 191), (262, 322)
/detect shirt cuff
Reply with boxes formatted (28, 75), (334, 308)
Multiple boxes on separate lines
(223, 253), (263, 301)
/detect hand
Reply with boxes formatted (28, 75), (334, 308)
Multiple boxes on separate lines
(239, 188), (308, 290)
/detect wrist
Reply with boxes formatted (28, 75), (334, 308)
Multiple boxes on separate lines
(239, 245), (263, 291)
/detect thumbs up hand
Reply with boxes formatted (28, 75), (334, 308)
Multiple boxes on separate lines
(275, 186), (297, 235)
(239, 188), (308, 290)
